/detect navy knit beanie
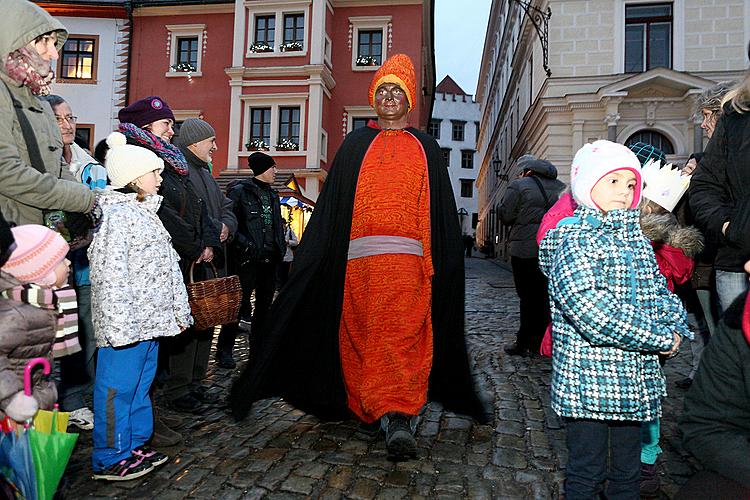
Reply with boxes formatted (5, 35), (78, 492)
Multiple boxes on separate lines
(118, 96), (175, 128)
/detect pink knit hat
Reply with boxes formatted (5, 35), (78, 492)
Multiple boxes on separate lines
(2, 225), (69, 286)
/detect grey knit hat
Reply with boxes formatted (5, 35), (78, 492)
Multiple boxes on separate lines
(175, 118), (216, 148)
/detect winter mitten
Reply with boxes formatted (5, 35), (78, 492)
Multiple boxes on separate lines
(4, 392), (39, 422)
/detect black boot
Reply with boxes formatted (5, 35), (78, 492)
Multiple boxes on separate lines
(382, 412), (417, 461)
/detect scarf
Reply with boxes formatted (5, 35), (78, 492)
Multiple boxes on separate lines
(0, 284), (81, 358)
(0, 46), (54, 96)
(118, 122), (189, 175)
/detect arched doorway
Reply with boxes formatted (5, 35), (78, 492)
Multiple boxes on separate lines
(625, 130), (675, 154)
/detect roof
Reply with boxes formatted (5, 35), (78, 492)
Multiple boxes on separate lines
(216, 170), (316, 206)
(436, 75), (468, 96)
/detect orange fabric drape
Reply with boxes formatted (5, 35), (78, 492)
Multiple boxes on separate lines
(339, 129), (434, 423)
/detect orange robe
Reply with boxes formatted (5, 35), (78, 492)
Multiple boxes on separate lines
(339, 129), (434, 423)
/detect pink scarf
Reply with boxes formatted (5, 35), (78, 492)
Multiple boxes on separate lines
(0, 46), (55, 96)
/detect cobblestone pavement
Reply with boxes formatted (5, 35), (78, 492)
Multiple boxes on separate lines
(62, 257), (699, 499)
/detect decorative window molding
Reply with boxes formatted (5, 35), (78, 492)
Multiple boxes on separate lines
(245, 1), (310, 59)
(324, 34), (332, 68)
(165, 24), (205, 77)
(348, 16), (391, 71)
(57, 34), (99, 84)
(344, 105), (376, 134)
(614, 0), (684, 73)
(241, 93), (307, 156)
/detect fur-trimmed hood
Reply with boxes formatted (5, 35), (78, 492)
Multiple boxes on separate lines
(640, 212), (704, 258)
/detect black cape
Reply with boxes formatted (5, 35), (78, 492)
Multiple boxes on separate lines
(229, 125), (487, 423)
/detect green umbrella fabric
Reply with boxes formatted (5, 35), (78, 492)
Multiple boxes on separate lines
(29, 410), (78, 500)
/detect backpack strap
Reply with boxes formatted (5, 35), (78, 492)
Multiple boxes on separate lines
(530, 175), (552, 210)
(2, 81), (46, 174)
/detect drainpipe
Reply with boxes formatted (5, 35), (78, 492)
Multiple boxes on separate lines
(124, 0), (134, 106)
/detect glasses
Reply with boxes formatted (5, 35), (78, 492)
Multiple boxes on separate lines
(55, 115), (78, 124)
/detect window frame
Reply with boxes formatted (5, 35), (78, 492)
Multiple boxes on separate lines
(253, 15), (276, 50)
(428, 119), (441, 139)
(349, 16), (391, 71)
(356, 29), (384, 67)
(460, 179), (474, 198)
(166, 24), (205, 77)
(74, 123), (95, 151)
(615, 0), (683, 73)
(344, 106), (377, 134)
(56, 34), (99, 84)
(249, 107), (272, 148)
(461, 150), (475, 169)
(452, 120), (466, 142)
(241, 94), (307, 156)
(624, 3), (673, 73)
(277, 106), (301, 150)
(246, 2), (310, 59)
(441, 148), (451, 168)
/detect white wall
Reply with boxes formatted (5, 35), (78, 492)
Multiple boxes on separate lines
(51, 16), (122, 151)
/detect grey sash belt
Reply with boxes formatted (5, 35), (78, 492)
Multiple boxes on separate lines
(347, 236), (423, 260)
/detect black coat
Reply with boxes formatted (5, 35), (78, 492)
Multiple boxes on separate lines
(681, 291), (750, 487)
(689, 106), (750, 272)
(229, 125), (487, 423)
(227, 178), (285, 264)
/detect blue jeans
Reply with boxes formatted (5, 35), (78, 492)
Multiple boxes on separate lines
(92, 341), (158, 470)
(715, 270), (749, 313)
(57, 285), (96, 411)
(565, 418), (641, 500)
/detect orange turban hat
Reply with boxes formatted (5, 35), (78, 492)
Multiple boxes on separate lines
(368, 54), (417, 112)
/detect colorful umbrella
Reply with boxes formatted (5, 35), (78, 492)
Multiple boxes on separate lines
(0, 420), (37, 500)
(23, 358), (79, 500)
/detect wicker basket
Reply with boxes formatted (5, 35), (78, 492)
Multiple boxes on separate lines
(186, 262), (242, 330)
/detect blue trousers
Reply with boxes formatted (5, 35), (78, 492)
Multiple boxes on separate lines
(92, 341), (158, 470)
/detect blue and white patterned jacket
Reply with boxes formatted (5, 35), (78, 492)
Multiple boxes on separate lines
(539, 206), (689, 421)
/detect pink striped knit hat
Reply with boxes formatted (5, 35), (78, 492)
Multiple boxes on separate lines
(2, 225), (69, 286)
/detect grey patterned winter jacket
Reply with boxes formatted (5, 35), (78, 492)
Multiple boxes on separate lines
(88, 190), (192, 348)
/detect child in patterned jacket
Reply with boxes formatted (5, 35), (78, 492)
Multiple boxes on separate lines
(88, 133), (192, 481)
(538, 140), (689, 498)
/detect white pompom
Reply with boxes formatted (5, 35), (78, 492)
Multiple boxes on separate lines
(106, 131), (127, 148)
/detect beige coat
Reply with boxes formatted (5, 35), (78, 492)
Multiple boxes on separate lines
(0, 0), (94, 225)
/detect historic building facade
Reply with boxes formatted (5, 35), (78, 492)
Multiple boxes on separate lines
(429, 76), (480, 236)
(475, 0), (748, 258)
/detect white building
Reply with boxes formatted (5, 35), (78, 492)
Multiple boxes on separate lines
(430, 76), (481, 236)
(476, 0), (747, 258)
(45, 2), (130, 153)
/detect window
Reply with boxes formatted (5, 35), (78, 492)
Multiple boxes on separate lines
(625, 3), (672, 73)
(249, 107), (272, 147)
(75, 124), (94, 151)
(428, 120), (441, 139)
(474, 121), (480, 143)
(471, 213), (478, 229)
(626, 130), (674, 154)
(452, 121), (465, 141)
(357, 30), (383, 66)
(352, 117), (375, 130)
(58, 35), (98, 81)
(254, 15), (275, 49)
(441, 148), (451, 167)
(349, 16), (390, 70)
(461, 150), (474, 169)
(278, 106), (301, 149)
(166, 24), (204, 76)
(176, 37), (199, 71)
(282, 13), (304, 50)
(460, 179), (473, 198)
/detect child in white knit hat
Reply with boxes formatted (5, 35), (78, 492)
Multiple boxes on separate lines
(538, 140), (688, 498)
(0, 225), (70, 424)
(89, 132), (193, 481)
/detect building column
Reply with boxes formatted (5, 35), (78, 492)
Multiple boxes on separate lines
(606, 113), (621, 142)
(572, 120), (585, 154)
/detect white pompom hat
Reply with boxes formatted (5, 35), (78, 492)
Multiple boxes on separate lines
(104, 132), (164, 189)
(570, 140), (643, 210)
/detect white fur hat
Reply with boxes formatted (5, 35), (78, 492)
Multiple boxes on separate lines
(570, 140), (643, 210)
(104, 132), (164, 189)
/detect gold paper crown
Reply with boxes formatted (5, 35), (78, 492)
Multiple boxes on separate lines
(641, 159), (691, 212)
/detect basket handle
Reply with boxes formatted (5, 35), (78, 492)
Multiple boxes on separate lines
(189, 260), (219, 283)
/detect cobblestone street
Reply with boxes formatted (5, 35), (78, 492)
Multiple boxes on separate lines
(63, 257), (699, 499)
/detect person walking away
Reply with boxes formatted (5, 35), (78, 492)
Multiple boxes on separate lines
(41, 94), (106, 431)
(229, 54), (486, 461)
(0, 0), (100, 231)
(174, 118), (237, 373)
(89, 133), (192, 481)
(0, 225), (70, 425)
(690, 57), (750, 312)
(217, 152), (284, 368)
(499, 157), (564, 356)
(539, 140), (687, 498)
